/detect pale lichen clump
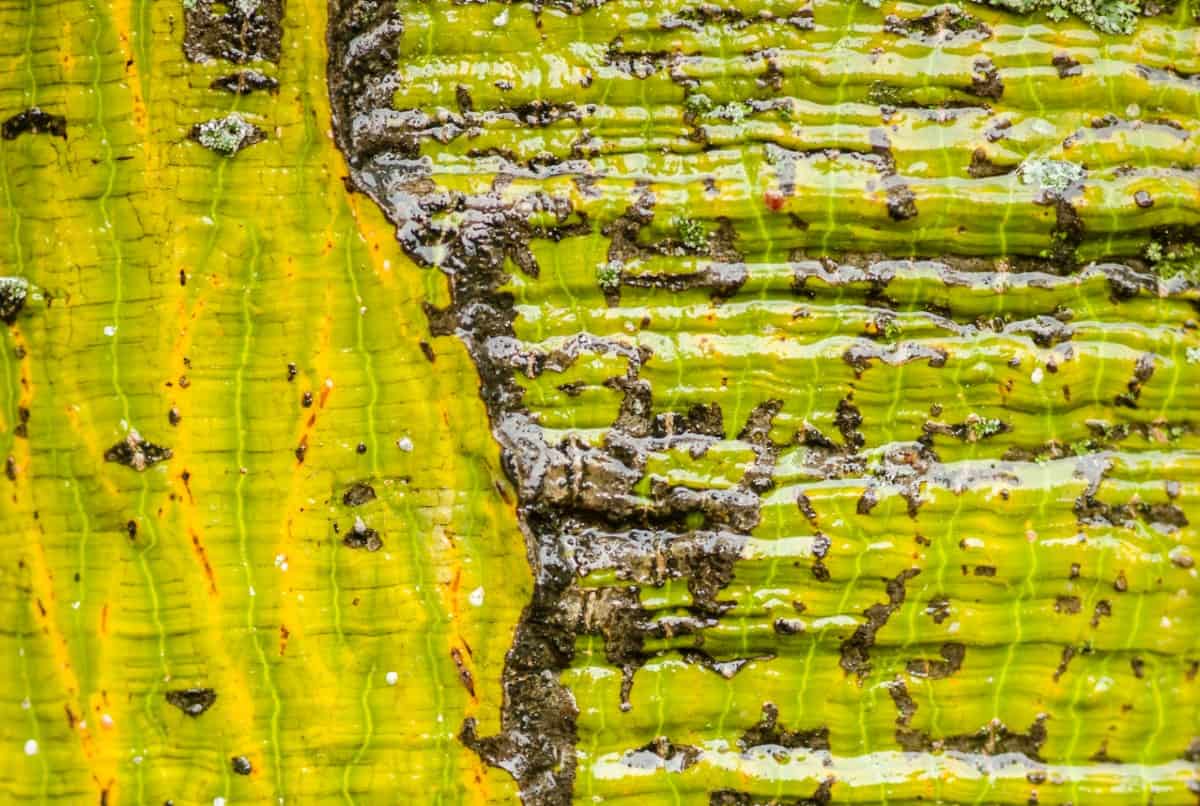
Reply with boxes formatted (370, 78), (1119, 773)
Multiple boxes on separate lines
(0, 275), (29, 323)
(985, 0), (1141, 33)
(191, 112), (264, 156)
(861, 0), (1143, 33)
(1018, 158), (1086, 195)
(1144, 240), (1200, 284)
(675, 217), (708, 251)
(596, 261), (621, 294)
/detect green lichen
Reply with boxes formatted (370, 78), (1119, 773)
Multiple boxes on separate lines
(867, 81), (904, 106)
(675, 217), (708, 251)
(708, 102), (747, 124)
(684, 93), (713, 117)
(0, 276), (28, 323)
(1018, 159), (1086, 195)
(193, 112), (262, 157)
(985, 0), (1141, 33)
(1144, 241), (1199, 283)
(864, 0), (1143, 33)
(965, 414), (1004, 442)
(597, 261), (621, 294)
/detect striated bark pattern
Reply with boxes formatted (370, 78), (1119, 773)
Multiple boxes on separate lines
(327, 0), (1200, 803)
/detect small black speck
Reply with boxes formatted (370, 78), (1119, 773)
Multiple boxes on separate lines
(287, 363), (297, 381)
(302, 391), (313, 408)
(356, 442), (367, 454)
(419, 341), (436, 363)
(178, 269), (186, 287)
(168, 408), (181, 426)
(231, 755), (252, 775)
(126, 520), (138, 539)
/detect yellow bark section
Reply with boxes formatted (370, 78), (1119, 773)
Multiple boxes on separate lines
(0, 0), (526, 802)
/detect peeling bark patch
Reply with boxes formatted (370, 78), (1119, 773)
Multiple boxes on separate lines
(104, 431), (173, 471)
(1, 107), (66, 140)
(210, 70), (279, 94)
(739, 702), (830, 752)
(342, 517), (382, 551)
(165, 688), (217, 717)
(183, 0), (284, 64)
(905, 642), (966, 679)
(839, 568), (920, 679)
(342, 481), (376, 506)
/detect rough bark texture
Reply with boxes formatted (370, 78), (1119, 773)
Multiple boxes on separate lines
(1, 0), (1200, 803)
